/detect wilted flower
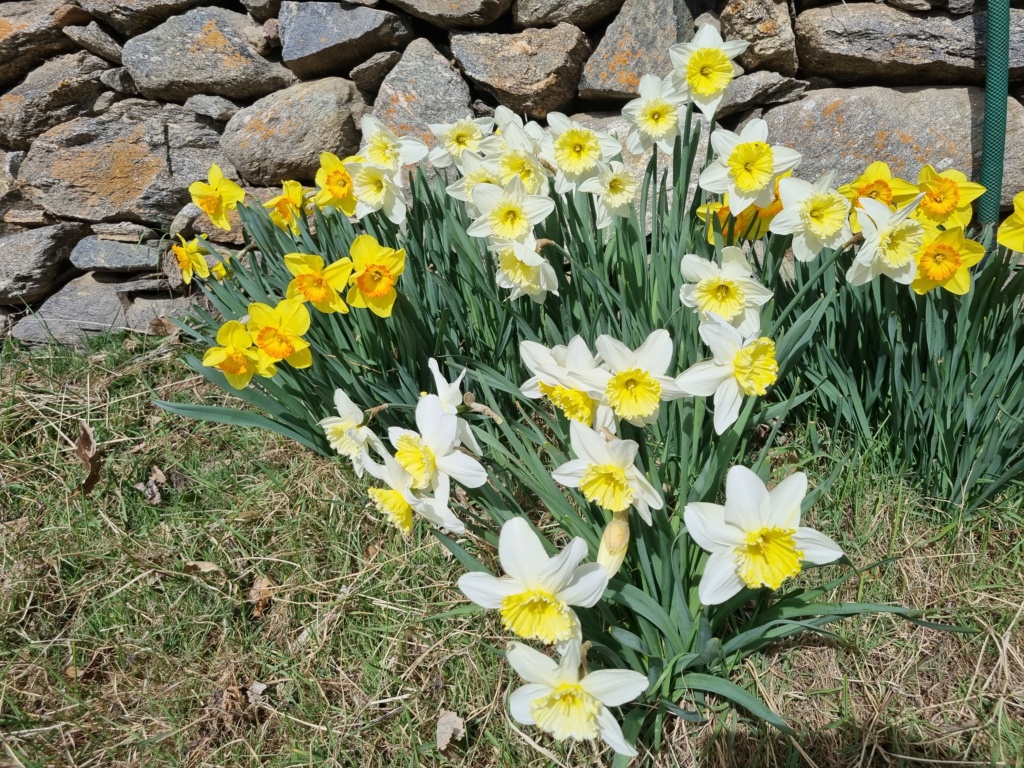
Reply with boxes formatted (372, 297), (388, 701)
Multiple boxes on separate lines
(490, 235), (560, 304)
(319, 388), (385, 477)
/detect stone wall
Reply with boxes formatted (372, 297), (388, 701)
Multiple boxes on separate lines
(1, 0), (1022, 343)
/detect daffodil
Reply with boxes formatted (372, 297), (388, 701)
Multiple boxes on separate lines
(506, 640), (647, 757)
(552, 422), (663, 523)
(911, 227), (984, 295)
(467, 176), (555, 242)
(684, 465), (843, 604)
(577, 161), (637, 229)
(846, 195), (925, 286)
(912, 165), (984, 229)
(264, 180), (308, 235)
(345, 161), (407, 225)
(313, 152), (360, 216)
(210, 255), (231, 282)
(768, 171), (852, 262)
(597, 512), (630, 578)
(495, 146), (550, 195)
(574, 330), (684, 427)
(428, 117), (498, 168)
(622, 74), (685, 155)
(445, 151), (503, 215)
(363, 449), (465, 534)
(675, 315), (779, 435)
(679, 246), (773, 336)
(319, 388), (385, 477)
(457, 517), (608, 645)
(546, 112), (621, 192)
(998, 191), (1024, 253)
(427, 357), (482, 456)
(359, 114), (428, 170)
(668, 23), (747, 118)
(490, 235), (560, 304)
(188, 163), (245, 231)
(346, 234), (405, 318)
(171, 235), (210, 285)
(493, 105), (549, 154)
(245, 298), (313, 370)
(285, 253), (353, 314)
(699, 119), (802, 215)
(837, 161), (919, 233)
(202, 320), (264, 390)
(519, 337), (612, 430)
(696, 198), (758, 245)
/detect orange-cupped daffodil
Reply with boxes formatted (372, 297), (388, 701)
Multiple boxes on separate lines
(913, 165), (985, 229)
(997, 191), (1024, 253)
(313, 152), (361, 216)
(285, 252), (354, 314)
(911, 226), (984, 296)
(171, 235), (210, 285)
(245, 298), (313, 370)
(346, 234), (406, 318)
(264, 180), (309, 235)
(188, 164), (245, 231)
(202, 320), (268, 389)
(838, 161), (919, 233)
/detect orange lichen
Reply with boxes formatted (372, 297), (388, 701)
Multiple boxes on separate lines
(187, 19), (248, 71)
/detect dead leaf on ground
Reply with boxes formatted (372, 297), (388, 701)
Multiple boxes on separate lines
(247, 575), (274, 618)
(436, 710), (465, 752)
(149, 316), (179, 336)
(134, 465), (167, 505)
(184, 561), (227, 579)
(245, 680), (268, 707)
(74, 419), (104, 496)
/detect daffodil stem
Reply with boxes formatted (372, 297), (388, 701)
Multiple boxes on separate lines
(767, 246), (847, 337)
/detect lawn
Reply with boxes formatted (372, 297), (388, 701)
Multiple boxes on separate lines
(1, 333), (1021, 767)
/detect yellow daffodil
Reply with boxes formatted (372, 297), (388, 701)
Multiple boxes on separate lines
(264, 180), (308, 235)
(171, 235), (210, 285)
(285, 252), (354, 314)
(911, 165), (985, 229)
(188, 164), (245, 231)
(998, 191), (1024, 252)
(911, 227), (984, 295)
(597, 512), (630, 578)
(838, 161), (919, 233)
(210, 255), (231, 282)
(245, 298), (312, 370)
(346, 234), (405, 318)
(313, 152), (361, 216)
(202, 320), (265, 389)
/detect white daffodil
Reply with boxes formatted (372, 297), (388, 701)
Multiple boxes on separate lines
(345, 161), (407, 224)
(622, 74), (685, 155)
(388, 394), (487, 493)
(494, 106), (549, 155)
(506, 640), (648, 757)
(363, 449), (465, 534)
(552, 422), (663, 524)
(684, 465), (843, 605)
(318, 388), (385, 477)
(428, 117), (500, 169)
(519, 337), (614, 430)
(679, 246), (773, 336)
(699, 119), (802, 215)
(577, 161), (637, 229)
(768, 171), (853, 262)
(360, 114), (427, 170)
(668, 23), (748, 119)
(458, 516), (608, 645)
(846, 195), (925, 286)
(427, 357), (482, 455)
(546, 112), (621, 193)
(445, 151), (502, 216)
(574, 330), (684, 427)
(467, 176), (555, 242)
(675, 315), (778, 435)
(494, 144), (551, 195)
(490, 235), (560, 304)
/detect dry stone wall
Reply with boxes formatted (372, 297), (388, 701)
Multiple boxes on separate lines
(0, 0), (1022, 345)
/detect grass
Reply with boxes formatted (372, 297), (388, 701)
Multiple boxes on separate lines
(1, 333), (1022, 767)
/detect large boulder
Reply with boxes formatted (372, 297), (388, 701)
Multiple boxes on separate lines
(20, 99), (238, 226)
(513, 0), (625, 28)
(373, 39), (471, 144)
(762, 87), (1024, 207)
(278, 1), (413, 79)
(122, 7), (297, 102)
(450, 24), (591, 119)
(76, 0), (206, 36)
(220, 79), (364, 186)
(0, 224), (87, 306)
(0, 0), (77, 88)
(720, 0), (797, 77)
(578, 0), (694, 99)
(384, 0), (512, 28)
(795, 5), (1024, 84)
(0, 52), (110, 151)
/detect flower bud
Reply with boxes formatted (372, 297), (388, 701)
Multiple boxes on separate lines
(597, 513), (630, 578)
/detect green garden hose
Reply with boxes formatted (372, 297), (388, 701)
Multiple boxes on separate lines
(979, 0), (1011, 224)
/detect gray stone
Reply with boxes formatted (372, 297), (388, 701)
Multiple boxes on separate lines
(763, 87), (1024, 208)
(92, 91), (125, 113)
(579, 0), (694, 99)
(0, 224), (87, 306)
(451, 24), (590, 120)
(11, 274), (126, 345)
(0, 0), (77, 89)
(0, 52), (109, 151)
(3, 208), (55, 227)
(92, 222), (157, 241)
(795, 5), (1024, 85)
(184, 94), (240, 123)
(0, 306), (16, 338)
(221, 79), (362, 185)
(720, 0), (797, 77)
(63, 21), (124, 64)
(0, 149), (20, 200)
(278, 1), (413, 79)
(122, 7), (298, 102)
(53, 4), (96, 28)
(384, 0), (512, 28)
(77, 0), (206, 36)
(241, 0), (283, 22)
(20, 99), (239, 226)
(693, 11), (720, 32)
(70, 235), (161, 272)
(717, 71), (807, 118)
(946, 0), (978, 13)
(350, 50), (402, 93)
(513, 0), (624, 28)
(885, 0), (934, 11)
(262, 18), (280, 48)
(113, 275), (172, 295)
(373, 39), (472, 144)
(125, 296), (195, 333)
(99, 67), (139, 95)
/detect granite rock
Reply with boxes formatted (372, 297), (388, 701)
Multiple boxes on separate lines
(11, 273), (125, 345)
(70, 235), (162, 272)
(717, 71), (807, 118)
(720, 0), (797, 77)
(0, 0), (77, 89)
(350, 50), (402, 93)
(512, 0), (625, 28)
(99, 66), (139, 95)
(184, 94), (240, 123)
(63, 21), (124, 64)
(241, 0), (283, 22)
(77, 0), (207, 36)
(0, 223), (87, 306)
(384, 0), (512, 27)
